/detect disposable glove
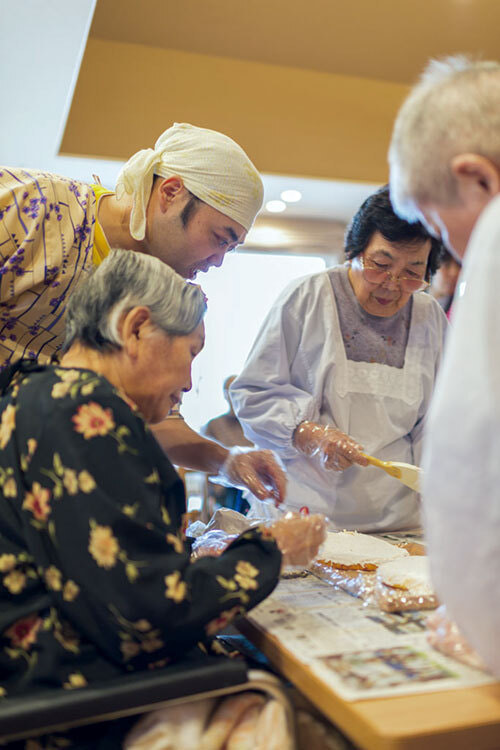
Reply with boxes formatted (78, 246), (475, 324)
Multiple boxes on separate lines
(293, 421), (368, 471)
(215, 448), (286, 505)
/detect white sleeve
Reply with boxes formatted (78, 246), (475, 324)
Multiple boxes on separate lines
(230, 278), (324, 460)
(423, 196), (500, 677)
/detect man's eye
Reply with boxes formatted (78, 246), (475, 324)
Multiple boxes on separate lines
(214, 234), (229, 248)
(405, 270), (420, 278)
(373, 261), (389, 269)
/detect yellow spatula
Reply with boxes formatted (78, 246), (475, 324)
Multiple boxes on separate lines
(361, 453), (422, 492)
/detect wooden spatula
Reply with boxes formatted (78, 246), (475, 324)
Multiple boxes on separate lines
(361, 453), (422, 492)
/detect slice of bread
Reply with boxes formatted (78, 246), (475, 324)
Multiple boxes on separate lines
(376, 556), (434, 595)
(316, 531), (409, 571)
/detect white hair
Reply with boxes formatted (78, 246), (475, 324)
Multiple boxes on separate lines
(63, 250), (207, 352)
(389, 55), (500, 221)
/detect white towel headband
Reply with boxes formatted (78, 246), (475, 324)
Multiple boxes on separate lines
(115, 122), (264, 240)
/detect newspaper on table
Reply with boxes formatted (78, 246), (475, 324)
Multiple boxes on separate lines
(247, 538), (496, 702)
(195, 513), (495, 700)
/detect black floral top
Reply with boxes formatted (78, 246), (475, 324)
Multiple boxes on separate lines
(0, 363), (281, 698)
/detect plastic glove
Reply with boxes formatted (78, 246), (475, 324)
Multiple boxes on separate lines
(426, 605), (486, 671)
(268, 512), (327, 568)
(215, 448), (286, 505)
(293, 421), (369, 471)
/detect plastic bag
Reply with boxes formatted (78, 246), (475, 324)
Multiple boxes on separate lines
(191, 511), (327, 570)
(310, 550), (438, 612)
(191, 529), (239, 558)
(189, 509), (254, 556)
(309, 561), (377, 601)
(426, 605), (487, 671)
(185, 520), (208, 539)
(205, 507), (254, 535)
(374, 579), (438, 612)
(246, 493), (284, 522)
(374, 557), (439, 613)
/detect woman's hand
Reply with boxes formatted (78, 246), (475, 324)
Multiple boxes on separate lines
(293, 421), (369, 471)
(218, 447), (287, 505)
(268, 512), (327, 567)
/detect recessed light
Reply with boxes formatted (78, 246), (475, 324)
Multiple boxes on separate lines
(265, 200), (286, 213)
(281, 189), (302, 203)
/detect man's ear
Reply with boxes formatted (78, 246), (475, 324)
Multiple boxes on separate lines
(157, 176), (185, 212)
(450, 154), (500, 198)
(120, 307), (152, 357)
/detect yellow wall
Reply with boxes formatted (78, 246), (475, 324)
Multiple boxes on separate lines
(61, 38), (409, 183)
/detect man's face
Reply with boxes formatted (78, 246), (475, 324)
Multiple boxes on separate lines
(417, 201), (483, 261)
(146, 180), (247, 279)
(415, 157), (500, 260)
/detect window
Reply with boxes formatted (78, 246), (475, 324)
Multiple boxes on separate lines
(181, 251), (326, 431)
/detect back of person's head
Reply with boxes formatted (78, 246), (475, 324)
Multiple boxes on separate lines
(440, 248), (461, 267)
(345, 185), (443, 278)
(63, 249), (207, 353)
(430, 248), (462, 299)
(116, 122), (264, 241)
(223, 375), (237, 407)
(389, 56), (500, 221)
(223, 375), (237, 392)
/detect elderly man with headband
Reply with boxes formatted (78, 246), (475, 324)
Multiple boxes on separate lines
(389, 56), (500, 676)
(0, 123), (285, 504)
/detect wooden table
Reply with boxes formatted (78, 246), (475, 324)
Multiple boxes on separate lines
(238, 589), (500, 750)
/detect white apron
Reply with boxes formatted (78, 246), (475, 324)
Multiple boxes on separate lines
(283, 286), (431, 531)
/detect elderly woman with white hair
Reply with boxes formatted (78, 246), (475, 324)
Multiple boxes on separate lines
(0, 123), (286, 505)
(0, 250), (325, 729)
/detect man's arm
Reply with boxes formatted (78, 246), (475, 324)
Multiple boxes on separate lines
(152, 418), (228, 473)
(151, 418), (287, 504)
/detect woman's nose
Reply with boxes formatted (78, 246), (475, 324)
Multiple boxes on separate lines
(382, 273), (399, 290)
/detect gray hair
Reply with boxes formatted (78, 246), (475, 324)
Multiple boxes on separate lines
(62, 249), (207, 352)
(389, 55), (500, 221)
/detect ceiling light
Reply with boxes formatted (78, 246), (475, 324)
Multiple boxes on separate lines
(280, 189), (302, 203)
(265, 200), (286, 213)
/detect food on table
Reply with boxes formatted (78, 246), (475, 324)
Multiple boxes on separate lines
(377, 556), (434, 595)
(316, 531), (408, 571)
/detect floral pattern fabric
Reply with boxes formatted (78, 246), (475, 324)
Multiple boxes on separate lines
(0, 168), (96, 368)
(0, 363), (281, 703)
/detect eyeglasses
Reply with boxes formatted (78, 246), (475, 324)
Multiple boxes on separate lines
(358, 256), (430, 293)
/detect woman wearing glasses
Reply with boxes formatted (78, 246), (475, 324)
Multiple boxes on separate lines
(230, 186), (446, 531)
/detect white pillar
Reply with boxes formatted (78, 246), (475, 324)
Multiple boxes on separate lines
(0, 0), (96, 171)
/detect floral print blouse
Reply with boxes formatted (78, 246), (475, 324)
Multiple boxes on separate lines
(0, 363), (281, 700)
(0, 168), (96, 368)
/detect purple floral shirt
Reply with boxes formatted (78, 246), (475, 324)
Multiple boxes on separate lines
(0, 168), (96, 367)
